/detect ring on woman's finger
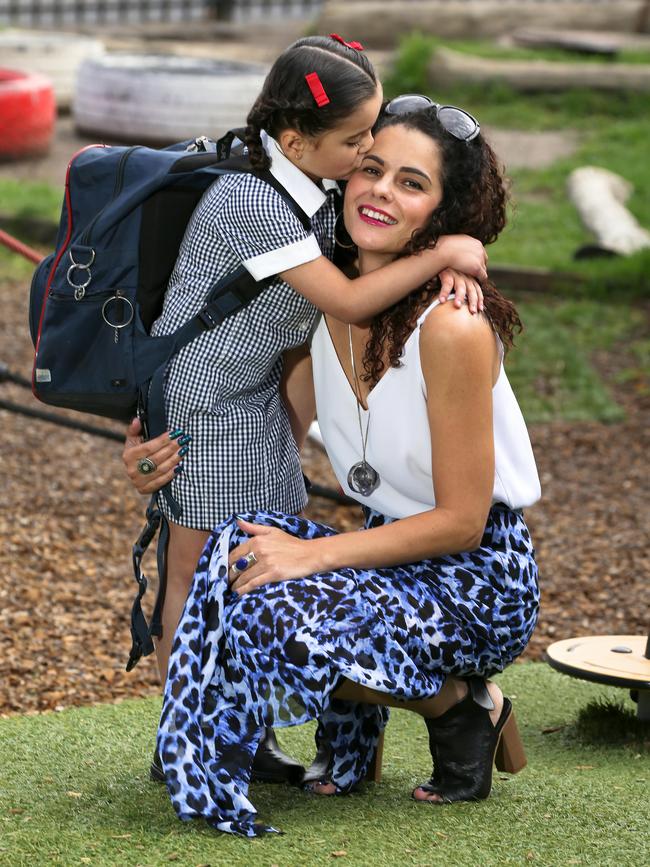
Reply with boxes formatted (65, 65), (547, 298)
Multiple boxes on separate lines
(137, 457), (157, 475)
(230, 551), (257, 578)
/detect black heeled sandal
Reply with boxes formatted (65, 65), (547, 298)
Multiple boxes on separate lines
(414, 677), (526, 804)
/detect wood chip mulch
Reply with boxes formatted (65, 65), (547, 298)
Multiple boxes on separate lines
(1, 275), (648, 717)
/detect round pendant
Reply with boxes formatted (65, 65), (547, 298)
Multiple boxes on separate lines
(347, 460), (380, 497)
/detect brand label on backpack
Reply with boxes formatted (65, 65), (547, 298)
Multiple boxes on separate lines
(35, 368), (52, 383)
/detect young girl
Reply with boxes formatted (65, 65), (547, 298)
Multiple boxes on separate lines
(151, 97), (539, 837)
(123, 36), (486, 782)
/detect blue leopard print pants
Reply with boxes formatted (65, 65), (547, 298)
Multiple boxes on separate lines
(157, 504), (539, 836)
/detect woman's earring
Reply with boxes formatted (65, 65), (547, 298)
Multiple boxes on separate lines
(334, 212), (356, 250)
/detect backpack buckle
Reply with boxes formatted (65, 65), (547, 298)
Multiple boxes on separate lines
(198, 308), (221, 331)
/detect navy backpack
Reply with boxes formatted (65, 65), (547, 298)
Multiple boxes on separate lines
(29, 130), (310, 430)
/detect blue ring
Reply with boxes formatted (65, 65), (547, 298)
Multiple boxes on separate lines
(235, 556), (249, 572)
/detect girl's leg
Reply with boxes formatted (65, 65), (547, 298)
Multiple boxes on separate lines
(155, 522), (210, 683)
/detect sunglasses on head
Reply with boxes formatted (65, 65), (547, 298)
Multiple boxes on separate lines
(384, 94), (480, 142)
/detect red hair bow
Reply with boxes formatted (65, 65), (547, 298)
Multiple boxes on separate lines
(305, 72), (330, 107)
(330, 33), (364, 51)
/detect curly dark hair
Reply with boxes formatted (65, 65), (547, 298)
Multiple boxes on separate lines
(359, 109), (522, 387)
(244, 36), (377, 171)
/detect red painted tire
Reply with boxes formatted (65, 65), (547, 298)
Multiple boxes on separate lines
(0, 69), (55, 160)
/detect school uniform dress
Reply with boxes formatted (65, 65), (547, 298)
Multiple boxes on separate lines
(157, 300), (541, 837)
(150, 131), (338, 528)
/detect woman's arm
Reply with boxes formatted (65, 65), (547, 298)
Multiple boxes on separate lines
(280, 344), (315, 451)
(229, 307), (499, 594)
(280, 234), (487, 325)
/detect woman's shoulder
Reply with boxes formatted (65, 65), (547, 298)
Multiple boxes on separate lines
(419, 302), (494, 349)
(418, 304), (498, 385)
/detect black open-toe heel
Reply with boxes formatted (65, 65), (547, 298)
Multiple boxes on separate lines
(414, 677), (526, 804)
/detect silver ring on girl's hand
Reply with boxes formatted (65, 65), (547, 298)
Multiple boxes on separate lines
(230, 551), (257, 578)
(137, 457), (157, 475)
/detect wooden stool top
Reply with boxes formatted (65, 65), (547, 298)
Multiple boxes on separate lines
(546, 635), (650, 690)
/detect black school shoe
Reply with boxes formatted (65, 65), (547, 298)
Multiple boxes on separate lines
(150, 726), (305, 785)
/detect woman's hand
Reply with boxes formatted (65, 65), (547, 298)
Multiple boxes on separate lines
(438, 268), (485, 313)
(122, 417), (188, 495)
(228, 519), (321, 595)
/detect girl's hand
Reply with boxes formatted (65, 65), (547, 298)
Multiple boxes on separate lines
(228, 519), (321, 595)
(438, 268), (485, 313)
(122, 417), (188, 495)
(430, 234), (488, 285)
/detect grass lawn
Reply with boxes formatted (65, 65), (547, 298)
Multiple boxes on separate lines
(0, 664), (648, 867)
(0, 177), (61, 225)
(507, 299), (645, 423)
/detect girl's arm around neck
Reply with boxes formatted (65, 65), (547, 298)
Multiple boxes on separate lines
(280, 235), (487, 325)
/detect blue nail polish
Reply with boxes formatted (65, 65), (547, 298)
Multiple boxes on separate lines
(178, 434), (192, 446)
(174, 464), (184, 474)
(169, 429), (184, 439)
(179, 445), (189, 457)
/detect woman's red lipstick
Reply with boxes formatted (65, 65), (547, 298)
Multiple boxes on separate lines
(357, 205), (397, 227)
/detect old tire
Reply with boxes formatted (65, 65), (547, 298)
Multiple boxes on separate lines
(0, 69), (56, 160)
(73, 54), (268, 144)
(0, 30), (104, 109)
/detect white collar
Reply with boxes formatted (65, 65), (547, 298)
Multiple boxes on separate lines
(261, 130), (339, 218)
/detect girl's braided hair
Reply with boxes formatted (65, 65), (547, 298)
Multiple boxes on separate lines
(245, 36), (378, 170)
(360, 109), (522, 387)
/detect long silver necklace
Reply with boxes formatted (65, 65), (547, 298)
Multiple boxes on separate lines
(346, 324), (380, 497)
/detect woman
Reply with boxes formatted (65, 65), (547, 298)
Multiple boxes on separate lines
(152, 97), (541, 836)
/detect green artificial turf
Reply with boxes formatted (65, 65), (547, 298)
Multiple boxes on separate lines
(0, 664), (648, 866)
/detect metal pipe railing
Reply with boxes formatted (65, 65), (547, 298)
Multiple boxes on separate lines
(0, 228), (43, 265)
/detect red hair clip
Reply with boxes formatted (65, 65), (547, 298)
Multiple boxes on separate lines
(330, 33), (364, 51)
(305, 72), (330, 107)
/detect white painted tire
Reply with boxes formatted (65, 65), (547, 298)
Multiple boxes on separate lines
(73, 55), (268, 144)
(0, 30), (104, 109)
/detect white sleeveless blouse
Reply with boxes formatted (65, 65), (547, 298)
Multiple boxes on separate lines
(310, 300), (541, 519)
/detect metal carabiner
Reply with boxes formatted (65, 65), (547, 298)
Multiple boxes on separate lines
(67, 248), (96, 300)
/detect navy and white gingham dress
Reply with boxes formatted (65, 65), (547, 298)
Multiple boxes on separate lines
(150, 133), (337, 528)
